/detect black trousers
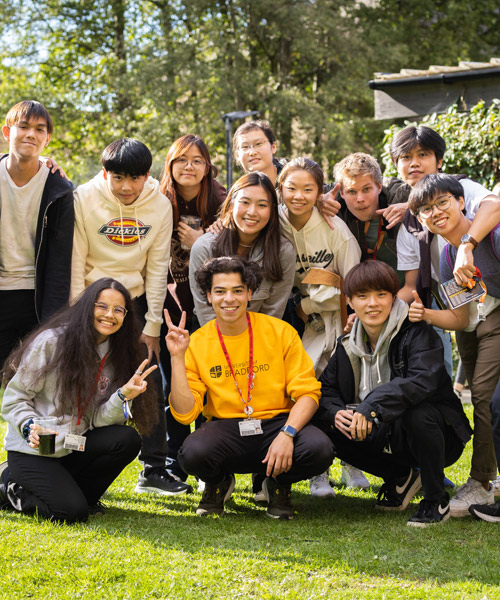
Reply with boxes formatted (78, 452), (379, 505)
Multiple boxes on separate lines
(178, 413), (335, 486)
(6, 425), (141, 523)
(133, 294), (168, 473)
(0, 289), (38, 371)
(322, 403), (464, 502)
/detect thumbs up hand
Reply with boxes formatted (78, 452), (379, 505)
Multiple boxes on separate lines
(408, 290), (426, 322)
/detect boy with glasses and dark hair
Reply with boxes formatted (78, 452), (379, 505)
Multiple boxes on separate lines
(408, 173), (500, 519)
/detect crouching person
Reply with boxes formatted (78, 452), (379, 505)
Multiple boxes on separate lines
(0, 278), (158, 523)
(164, 256), (335, 519)
(315, 261), (472, 526)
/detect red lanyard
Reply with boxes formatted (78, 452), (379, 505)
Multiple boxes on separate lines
(215, 313), (254, 417)
(77, 353), (108, 425)
(364, 217), (385, 260)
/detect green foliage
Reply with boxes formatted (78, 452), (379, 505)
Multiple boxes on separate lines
(0, 1), (499, 185)
(381, 100), (500, 188)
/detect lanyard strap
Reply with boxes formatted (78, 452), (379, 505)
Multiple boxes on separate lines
(215, 313), (254, 416)
(364, 217), (385, 260)
(77, 353), (108, 426)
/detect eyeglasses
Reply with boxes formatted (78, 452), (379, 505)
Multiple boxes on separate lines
(417, 194), (455, 218)
(94, 302), (128, 317)
(173, 158), (207, 169)
(237, 140), (268, 153)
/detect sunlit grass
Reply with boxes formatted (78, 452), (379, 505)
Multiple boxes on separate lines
(1, 406), (498, 599)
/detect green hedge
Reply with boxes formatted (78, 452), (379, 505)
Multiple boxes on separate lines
(380, 99), (500, 188)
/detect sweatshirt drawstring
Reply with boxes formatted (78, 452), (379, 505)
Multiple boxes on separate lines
(375, 354), (382, 384)
(133, 206), (142, 249)
(292, 228), (312, 273)
(362, 357), (368, 391)
(118, 202), (125, 246)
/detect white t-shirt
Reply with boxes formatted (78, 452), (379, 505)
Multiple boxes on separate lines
(396, 178), (493, 284)
(0, 159), (49, 289)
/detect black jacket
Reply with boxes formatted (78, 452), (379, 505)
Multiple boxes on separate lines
(316, 318), (472, 445)
(0, 155), (75, 321)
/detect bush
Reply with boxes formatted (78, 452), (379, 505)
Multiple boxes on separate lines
(380, 99), (500, 188)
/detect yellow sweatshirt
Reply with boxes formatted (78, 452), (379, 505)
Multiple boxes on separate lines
(171, 312), (321, 425)
(71, 171), (172, 337)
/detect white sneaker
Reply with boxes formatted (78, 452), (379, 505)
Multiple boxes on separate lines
(253, 490), (266, 503)
(491, 475), (500, 497)
(340, 462), (370, 489)
(309, 472), (335, 497)
(450, 477), (494, 517)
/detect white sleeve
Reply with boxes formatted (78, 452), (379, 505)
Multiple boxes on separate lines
(462, 179), (494, 219)
(396, 225), (420, 271)
(70, 191), (89, 303)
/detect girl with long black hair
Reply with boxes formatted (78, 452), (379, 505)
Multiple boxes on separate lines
(1, 278), (157, 522)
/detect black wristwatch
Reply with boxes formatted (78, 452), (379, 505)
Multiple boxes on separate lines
(22, 419), (34, 442)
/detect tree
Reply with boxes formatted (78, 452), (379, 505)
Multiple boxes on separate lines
(381, 100), (500, 188)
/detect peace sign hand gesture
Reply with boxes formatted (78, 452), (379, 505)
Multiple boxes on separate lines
(120, 359), (158, 401)
(164, 309), (190, 357)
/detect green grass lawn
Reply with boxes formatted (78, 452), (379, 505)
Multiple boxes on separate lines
(0, 406), (498, 600)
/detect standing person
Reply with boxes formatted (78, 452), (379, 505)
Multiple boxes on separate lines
(0, 278), (158, 523)
(166, 256), (335, 519)
(189, 172), (296, 327)
(407, 174), (500, 518)
(332, 153), (407, 286)
(277, 158), (360, 375)
(316, 261), (471, 527)
(158, 134), (226, 483)
(71, 138), (190, 497)
(233, 120), (287, 186)
(0, 100), (74, 372)
(277, 157), (361, 499)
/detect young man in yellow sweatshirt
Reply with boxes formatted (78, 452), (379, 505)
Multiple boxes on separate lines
(164, 256), (335, 519)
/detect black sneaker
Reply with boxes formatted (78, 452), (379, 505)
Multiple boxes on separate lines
(135, 468), (193, 496)
(165, 457), (188, 483)
(0, 461), (9, 509)
(469, 500), (500, 523)
(196, 474), (235, 516)
(376, 468), (422, 511)
(262, 477), (294, 520)
(88, 501), (107, 517)
(407, 493), (450, 527)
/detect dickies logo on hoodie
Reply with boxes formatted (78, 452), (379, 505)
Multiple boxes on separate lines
(98, 218), (152, 246)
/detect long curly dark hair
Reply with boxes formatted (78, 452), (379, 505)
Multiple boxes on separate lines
(3, 278), (157, 435)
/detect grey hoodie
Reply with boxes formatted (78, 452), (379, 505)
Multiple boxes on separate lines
(347, 297), (409, 402)
(2, 329), (127, 458)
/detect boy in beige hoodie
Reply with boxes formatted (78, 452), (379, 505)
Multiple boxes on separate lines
(72, 138), (191, 497)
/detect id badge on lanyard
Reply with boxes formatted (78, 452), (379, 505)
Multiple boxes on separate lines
(64, 353), (107, 452)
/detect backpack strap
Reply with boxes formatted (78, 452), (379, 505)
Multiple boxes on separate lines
(490, 223), (500, 262)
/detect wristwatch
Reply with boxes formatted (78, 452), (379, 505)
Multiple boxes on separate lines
(280, 424), (297, 438)
(460, 233), (478, 249)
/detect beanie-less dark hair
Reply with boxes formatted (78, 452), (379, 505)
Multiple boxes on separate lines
(101, 138), (152, 177)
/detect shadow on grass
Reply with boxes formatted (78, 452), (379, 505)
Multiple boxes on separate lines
(85, 485), (499, 587)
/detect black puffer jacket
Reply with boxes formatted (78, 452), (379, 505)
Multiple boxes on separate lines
(316, 317), (472, 445)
